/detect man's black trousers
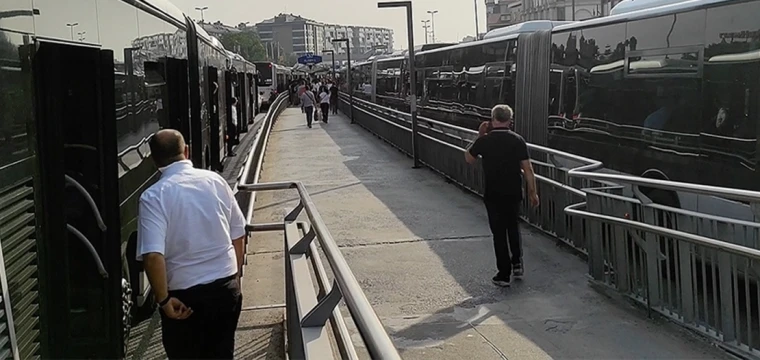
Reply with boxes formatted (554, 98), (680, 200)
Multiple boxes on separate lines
(484, 196), (522, 277)
(160, 275), (242, 359)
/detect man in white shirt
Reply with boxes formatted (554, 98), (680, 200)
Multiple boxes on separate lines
(137, 129), (247, 359)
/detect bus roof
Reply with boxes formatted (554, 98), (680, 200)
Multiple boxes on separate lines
(138, 0), (187, 27)
(554, 0), (730, 33)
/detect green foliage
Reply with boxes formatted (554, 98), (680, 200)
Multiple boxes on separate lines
(219, 30), (268, 62)
(281, 52), (299, 66)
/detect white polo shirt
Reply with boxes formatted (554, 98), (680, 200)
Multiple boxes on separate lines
(136, 160), (247, 290)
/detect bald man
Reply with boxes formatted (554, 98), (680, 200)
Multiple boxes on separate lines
(136, 129), (246, 359)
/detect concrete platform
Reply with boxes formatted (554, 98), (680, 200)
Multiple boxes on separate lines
(250, 107), (730, 359)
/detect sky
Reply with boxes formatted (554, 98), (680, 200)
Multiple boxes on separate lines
(170, 0), (486, 49)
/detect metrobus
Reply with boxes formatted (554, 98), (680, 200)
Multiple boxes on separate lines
(254, 61), (292, 111)
(0, 0), (256, 357)
(351, 0), (760, 226)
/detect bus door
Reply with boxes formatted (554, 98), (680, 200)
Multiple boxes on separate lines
(248, 73), (256, 119)
(33, 41), (122, 358)
(160, 58), (190, 149)
(224, 70), (235, 150)
(238, 72), (248, 134)
(207, 66), (223, 171)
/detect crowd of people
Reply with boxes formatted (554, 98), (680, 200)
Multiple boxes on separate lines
(290, 77), (340, 128)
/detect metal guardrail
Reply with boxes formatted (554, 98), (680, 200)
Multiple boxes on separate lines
(339, 93), (603, 252)
(237, 93), (402, 359)
(338, 94), (760, 359)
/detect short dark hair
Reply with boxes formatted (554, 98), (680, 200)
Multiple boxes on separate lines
(149, 129), (186, 167)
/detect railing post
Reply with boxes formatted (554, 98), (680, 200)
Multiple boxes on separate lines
(586, 194), (606, 281)
(283, 223), (303, 359)
(641, 205), (662, 308)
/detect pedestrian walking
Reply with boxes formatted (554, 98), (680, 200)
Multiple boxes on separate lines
(330, 83), (339, 115)
(300, 87), (317, 128)
(319, 85), (330, 123)
(464, 104), (539, 287)
(137, 129), (247, 359)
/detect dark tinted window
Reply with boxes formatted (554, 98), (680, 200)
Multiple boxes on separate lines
(256, 63), (273, 86)
(572, 24), (626, 127)
(377, 60), (402, 96)
(626, 10), (705, 51)
(552, 31), (580, 67)
(0, 31), (33, 172)
(483, 41), (508, 63)
(575, 24), (626, 71)
(701, 1), (760, 168)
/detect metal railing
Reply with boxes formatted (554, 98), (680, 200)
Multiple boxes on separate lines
(339, 93), (604, 253)
(564, 173), (760, 357)
(339, 94), (760, 359)
(237, 93), (401, 359)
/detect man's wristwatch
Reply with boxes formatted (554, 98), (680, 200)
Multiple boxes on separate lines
(158, 296), (171, 307)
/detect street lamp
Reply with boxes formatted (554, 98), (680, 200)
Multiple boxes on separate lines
(322, 49), (336, 81)
(66, 22), (78, 40)
(332, 38), (353, 123)
(379, 1), (420, 169)
(421, 20), (430, 44)
(427, 10), (438, 43)
(195, 6), (208, 23)
(473, 0), (480, 40)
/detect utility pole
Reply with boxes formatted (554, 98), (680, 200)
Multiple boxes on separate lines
(380, 1), (421, 169)
(474, 0), (480, 40)
(195, 6), (208, 23)
(422, 20), (430, 44)
(427, 10), (438, 43)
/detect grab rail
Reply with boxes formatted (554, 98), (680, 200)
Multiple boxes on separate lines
(238, 182), (401, 360)
(343, 93), (604, 176)
(237, 93), (400, 359)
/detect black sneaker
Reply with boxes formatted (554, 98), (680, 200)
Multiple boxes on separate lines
(491, 273), (511, 287)
(512, 263), (524, 277)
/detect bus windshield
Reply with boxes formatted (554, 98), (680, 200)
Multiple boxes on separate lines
(256, 63), (273, 87)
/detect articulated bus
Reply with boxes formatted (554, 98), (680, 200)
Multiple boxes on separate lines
(254, 61), (293, 111)
(351, 0), (760, 226)
(0, 0), (257, 358)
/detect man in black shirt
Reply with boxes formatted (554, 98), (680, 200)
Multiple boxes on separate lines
(465, 104), (539, 287)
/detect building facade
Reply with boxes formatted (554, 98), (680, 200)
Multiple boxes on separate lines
(485, 0), (622, 31)
(255, 14), (394, 62)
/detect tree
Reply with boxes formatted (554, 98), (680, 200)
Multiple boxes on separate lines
(219, 30), (267, 62)
(280, 52), (298, 66)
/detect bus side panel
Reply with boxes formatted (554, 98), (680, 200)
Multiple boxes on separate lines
(0, 30), (44, 360)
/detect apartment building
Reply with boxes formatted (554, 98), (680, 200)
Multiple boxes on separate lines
(255, 14), (394, 61)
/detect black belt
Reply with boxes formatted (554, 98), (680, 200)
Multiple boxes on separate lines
(170, 274), (237, 294)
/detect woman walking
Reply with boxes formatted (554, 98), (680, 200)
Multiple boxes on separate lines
(319, 85), (330, 123)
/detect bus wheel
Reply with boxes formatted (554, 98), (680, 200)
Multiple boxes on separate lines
(122, 278), (133, 355)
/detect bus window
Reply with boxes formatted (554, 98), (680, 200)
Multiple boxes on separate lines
(549, 70), (562, 116)
(257, 64), (273, 86)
